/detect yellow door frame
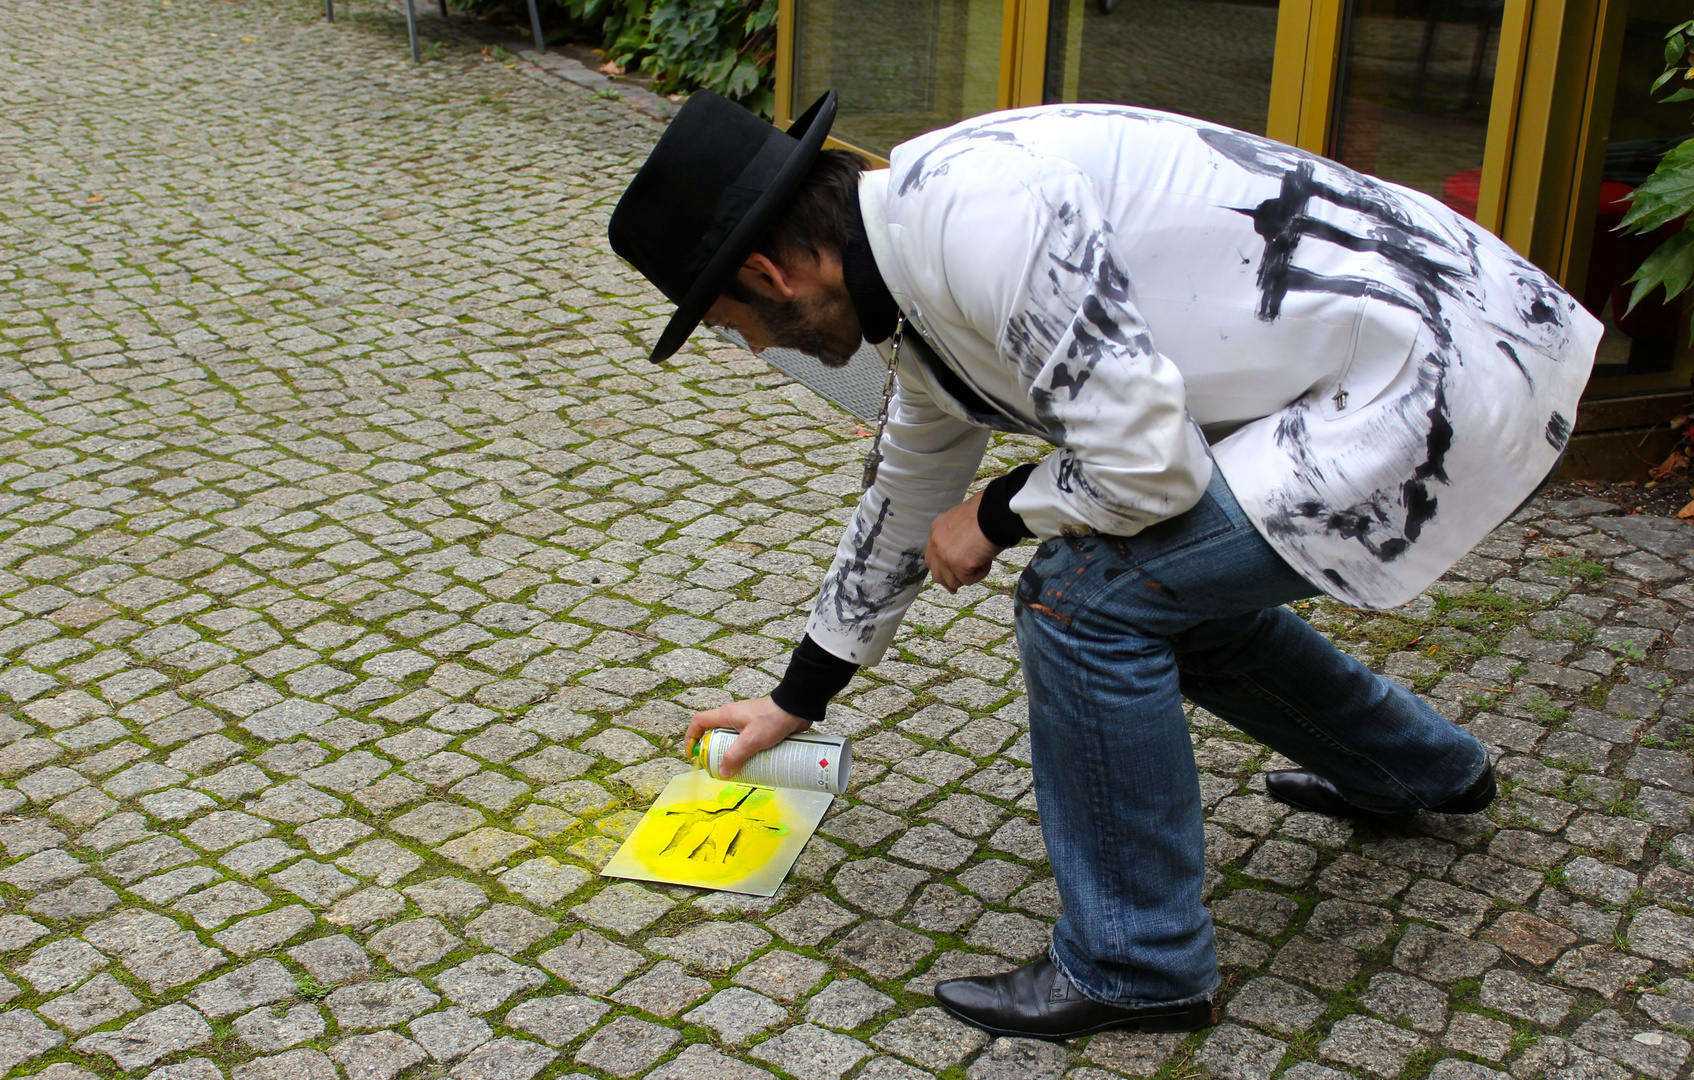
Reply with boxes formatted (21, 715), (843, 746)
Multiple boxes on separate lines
(773, 0), (1617, 283)
(1254, 0), (1614, 284)
(774, 0), (796, 127)
(1001, 0), (1051, 107)
(778, 0), (1341, 157)
(1478, 0), (1621, 279)
(1265, 0), (1347, 150)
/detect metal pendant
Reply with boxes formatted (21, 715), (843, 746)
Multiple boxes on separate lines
(860, 448), (882, 491)
(860, 315), (905, 493)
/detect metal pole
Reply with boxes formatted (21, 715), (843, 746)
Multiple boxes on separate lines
(526, 0), (545, 54)
(324, 0), (333, 20)
(438, 0), (448, 20)
(404, 0), (420, 61)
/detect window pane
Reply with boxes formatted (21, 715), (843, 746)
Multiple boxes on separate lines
(1040, 0), (1278, 134)
(1331, 0), (1504, 203)
(1581, 0), (1694, 382)
(791, 0), (1004, 157)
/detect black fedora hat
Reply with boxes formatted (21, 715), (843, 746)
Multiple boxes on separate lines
(609, 90), (838, 363)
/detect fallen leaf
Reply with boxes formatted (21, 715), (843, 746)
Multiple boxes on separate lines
(1678, 499), (1694, 520)
(1650, 449), (1688, 480)
(597, 61), (624, 76)
(241, 36), (256, 42)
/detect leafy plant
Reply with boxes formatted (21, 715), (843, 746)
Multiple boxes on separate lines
(454, 0), (777, 115)
(1605, 636), (1649, 661)
(1620, 20), (1694, 329)
(634, 0), (777, 116)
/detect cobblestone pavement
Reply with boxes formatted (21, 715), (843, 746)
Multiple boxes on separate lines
(3, 2), (1694, 1079)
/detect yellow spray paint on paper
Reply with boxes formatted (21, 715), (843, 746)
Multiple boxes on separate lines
(631, 783), (791, 886)
(602, 770), (834, 896)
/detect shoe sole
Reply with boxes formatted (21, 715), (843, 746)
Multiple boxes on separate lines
(1267, 770), (1497, 819)
(935, 1000), (1218, 1042)
(1267, 784), (1497, 818)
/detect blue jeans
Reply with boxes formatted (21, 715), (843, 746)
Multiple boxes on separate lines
(1014, 469), (1489, 1008)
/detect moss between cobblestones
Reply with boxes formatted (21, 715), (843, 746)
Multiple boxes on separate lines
(3, 1), (1693, 1076)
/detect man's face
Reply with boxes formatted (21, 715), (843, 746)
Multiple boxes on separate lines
(704, 252), (861, 368)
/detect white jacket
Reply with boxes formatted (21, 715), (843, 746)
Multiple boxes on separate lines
(807, 106), (1600, 667)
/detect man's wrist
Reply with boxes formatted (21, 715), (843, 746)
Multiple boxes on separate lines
(770, 635), (859, 723)
(977, 463), (1038, 548)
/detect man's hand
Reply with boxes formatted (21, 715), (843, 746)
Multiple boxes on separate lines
(927, 490), (1005, 592)
(686, 697), (810, 779)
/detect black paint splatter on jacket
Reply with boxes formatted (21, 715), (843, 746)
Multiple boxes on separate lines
(805, 106), (1598, 665)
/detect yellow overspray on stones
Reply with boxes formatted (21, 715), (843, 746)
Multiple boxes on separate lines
(632, 783), (792, 884)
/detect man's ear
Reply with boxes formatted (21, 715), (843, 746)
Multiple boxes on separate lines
(734, 252), (800, 303)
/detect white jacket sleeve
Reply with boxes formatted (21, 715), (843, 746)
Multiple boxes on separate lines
(913, 151), (1212, 538)
(805, 363), (990, 667)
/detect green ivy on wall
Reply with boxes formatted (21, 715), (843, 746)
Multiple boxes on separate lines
(458, 0), (778, 116)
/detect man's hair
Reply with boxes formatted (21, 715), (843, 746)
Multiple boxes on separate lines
(753, 148), (869, 265)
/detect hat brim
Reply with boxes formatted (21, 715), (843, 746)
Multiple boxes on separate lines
(648, 91), (839, 363)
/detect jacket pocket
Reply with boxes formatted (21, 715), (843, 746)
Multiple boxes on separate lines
(1318, 299), (1423, 422)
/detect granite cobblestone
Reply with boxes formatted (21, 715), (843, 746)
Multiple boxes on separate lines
(0, 0), (1692, 1076)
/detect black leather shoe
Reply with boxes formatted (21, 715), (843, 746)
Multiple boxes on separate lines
(1265, 763), (1496, 819)
(934, 957), (1217, 1041)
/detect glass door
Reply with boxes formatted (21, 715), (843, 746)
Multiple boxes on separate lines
(1329, 0), (1507, 204)
(1039, 0), (1280, 133)
(789, 0), (1006, 156)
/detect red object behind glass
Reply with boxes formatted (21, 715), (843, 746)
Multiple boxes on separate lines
(1442, 167), (1680, 364)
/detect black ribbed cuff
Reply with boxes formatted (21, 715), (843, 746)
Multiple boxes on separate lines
(977, 463), (1038, 548)
(770, 634), (859, 724)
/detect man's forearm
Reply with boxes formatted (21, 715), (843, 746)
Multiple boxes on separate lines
(776, 465), (1037, 721)
(769, 634), (859, 723)
(977, 462), (1037, 547)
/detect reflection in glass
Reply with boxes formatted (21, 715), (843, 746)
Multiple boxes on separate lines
(1331, 0), (1504, 202)
(790, 0), (1003, 156)
(1581, 0), (1693, 380)
(1040, 0), (1277, 134)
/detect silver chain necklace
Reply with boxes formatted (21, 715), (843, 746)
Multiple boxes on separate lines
(860, 314), (905, 491)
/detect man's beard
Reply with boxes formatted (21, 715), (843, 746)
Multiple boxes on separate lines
(735, 283), (860, 368)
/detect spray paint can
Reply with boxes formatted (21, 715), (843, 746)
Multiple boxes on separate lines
(694, 729), (852, 795)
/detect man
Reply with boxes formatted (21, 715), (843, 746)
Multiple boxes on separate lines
(608, 91), (1599, 1040)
